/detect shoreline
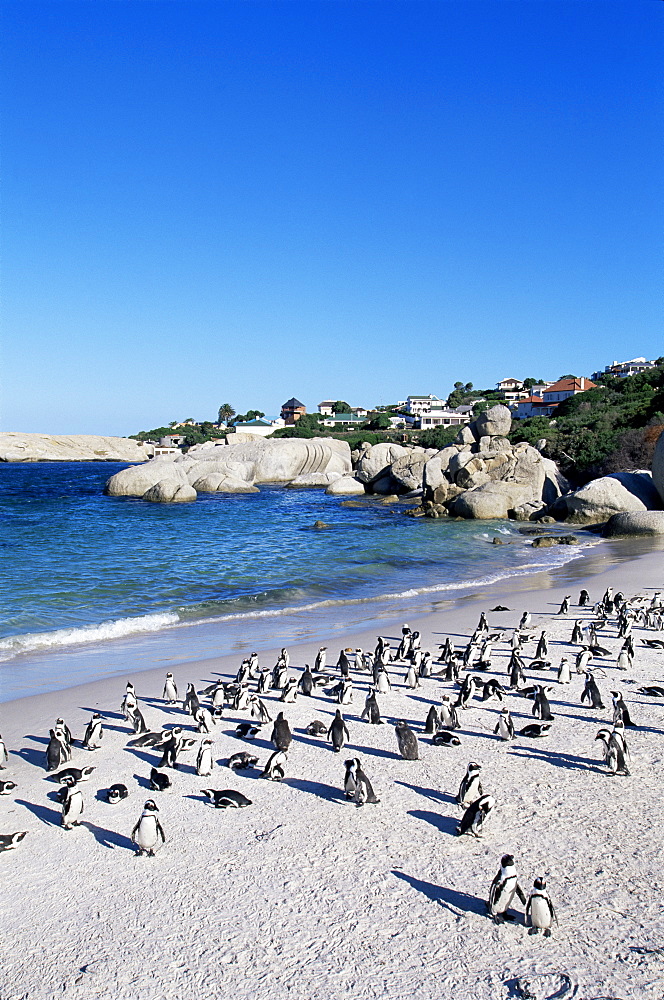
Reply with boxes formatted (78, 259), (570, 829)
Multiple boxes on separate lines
(2, 536), (664, 999)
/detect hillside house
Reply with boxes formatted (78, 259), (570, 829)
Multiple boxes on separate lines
(281, 398), (306, 425)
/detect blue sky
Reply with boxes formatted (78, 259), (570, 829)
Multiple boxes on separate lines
(2, 1), (662, 435)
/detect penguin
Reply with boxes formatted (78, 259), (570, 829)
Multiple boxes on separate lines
(233, 685), (252, 711)
(80, 713), (103, 750)
(130, 730), (168, 748)
(579, 589), (590, 607)
(519, 723), (552, 738)
(280, 677), (298, 703)
(236, 722), (261, 740)
(494, 708), (515, 741)
(343, 758), (358, 799)
(457, 794), (495, 838)
(424, 706), (439, 734)
(595, 728), (630, 775)
(337, 679), (353, 705)
(129, 706), (148, 735)
(571, 620), (584, 644)
(201, 788), (252, 809)
(557, 657), (571, 685)
(611, 691), (635, 727)
(616, 648), (632, 672)
(107, 783), (128, 804)
(456, 675), (480, 709)
(46, 729), (68, 772)
(581, 672), (605, 710)
(457, 762), (482, 807)
(519, 611), (531, 629)
(337, 649), (352, 677)
(432, 731), (461, 747)
(638, 685), (664, 697)
(508, 654), (526, 691)
(487, 854), (527, 922)
(121, 683), (138, 720)
(194, 707), (215, 735)
(361, 689), (382, 725)
(55, 719), (72, 758)
(306, 720), (328, 737)
(532, 686), (554, 721)
(0, 779), (16, 794)
(0, 832), (27, 851)
(271, 712), (292, 751)
(60, 777), (84, 830)
(131, 800), (166, 856)
(526, 877), (557, 936)
(52, 766), (95, 784)
(0, 733), (8, 768)
(481, 679), (504, 703)
(394, 720), (419, 760)
(261, 749), (287, 781)
(328, 710), (350, 753)
(196, 739), (214, 777)
(352, 758), (380, 806)
(314, 647), (327, 672)
(150, 767), (171, 792)
(257, 671), (270, 695)
(163, 672), (178, 703)
(298, 665), (314, 697)
(183, 683), (201, 718)
(557, 596), (570, 616)
(404, 664), (420, 689)
(374, 666), (392, 694)
(576, 648), (592, 674)
(249, 696), (272, 724)
(439, 696), (461, 731)
(226, 752), (258, 771)
(535, 631), (549, 658)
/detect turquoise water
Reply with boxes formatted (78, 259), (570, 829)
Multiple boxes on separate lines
(0, 462), (592, 699)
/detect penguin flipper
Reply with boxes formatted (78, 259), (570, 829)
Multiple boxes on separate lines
(156, 820), (166, 843)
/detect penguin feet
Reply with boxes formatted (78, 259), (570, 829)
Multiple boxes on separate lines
(544, 929), (552, 938)
(528, 927), (538, 935)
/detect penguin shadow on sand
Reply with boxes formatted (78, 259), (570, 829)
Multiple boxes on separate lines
(509, 746), (597, 772)
(282, 777), (345, 803)
(395, 781), (456, 806)
(15, 798), (61, 827)
(124, 746), (162, 768)
(79, 707), (126, 724)
(347, 742), (402, 761)
(392, 870), (487, 916)
(133, 772), (154, 790)
(81, 822), (134, 851)
(139, 697), (183, 717)
(12, 744), (46, 768)
(407, 809), (459, 837)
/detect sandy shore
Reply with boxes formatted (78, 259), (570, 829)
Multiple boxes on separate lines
(2, 542), (664, 999)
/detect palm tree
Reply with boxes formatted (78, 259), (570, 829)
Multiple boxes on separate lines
(217, 403), (236, 426)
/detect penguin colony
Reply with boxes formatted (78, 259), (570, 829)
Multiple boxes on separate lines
(1, 585), (663, 938)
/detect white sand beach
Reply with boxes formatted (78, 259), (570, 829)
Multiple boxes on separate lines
(2, 544), (664, 1000)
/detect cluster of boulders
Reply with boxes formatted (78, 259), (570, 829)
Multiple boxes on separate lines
(102, 407), (664, 537)
(0, 432), (154, 463)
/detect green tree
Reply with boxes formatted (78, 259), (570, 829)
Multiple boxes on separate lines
(217, 403), (236, 425)
(332, 400), (351, 413)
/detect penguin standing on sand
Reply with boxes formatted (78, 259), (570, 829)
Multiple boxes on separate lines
(439, 695), (460, 730)
(579, 589), (590, 606)
(581, 672), (605, 710)
(162, 673), (178, 703)
(352, 759), (380, 806)
(557, 596), (571, 616)
(519, 611), (532, 630)
(261, 749), (287, 781)
(424, 706), (439, 734)
(121, 683), (138, 720)
(361, 689), (382, 725)
(298, 666), (314, 696)
(60, 777), (84, 830)
(343, 758), (358, 799)
(535, 631), (549, 658)
(0, 733), (8, 768)
(271, 712), (292, 751)
(46, 729), (69, 772)
(395, 721), (419, 760)
(457, 794), (495, 838)
(595, 728), (630, 776)
(611, 691), (635, 727)
(526, 878), (557, 936)
(195, 707), (216, 734)
(54, 720), (72, 760)
(571, 620), (584, 644)
(183, 683), (201, 718)
(494, 708), (515, 741)
(487, 854), (527, 923)
(557, 657), (571, 685)
(249, 696), (272, 724)
(196, 739), (214, 777)
(131, 800), (166, 857)
(508, 653), (526, 691)
(457, 762), (483, 807)
(328, 710), (349, 753)
(158, 728), (182, 769)
(532, 686), (554, 721)
(314, 647), (327, 672)
(374, 665), (392, 694)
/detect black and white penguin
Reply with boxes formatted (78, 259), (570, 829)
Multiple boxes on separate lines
(352, 758), (380, 806)
(183, 683), (201, 718)
(432, 731), (461, 747)
(494, 708), (515, 741)
(611, 691), (635, 727)
(201, 788), (252, 809)
(0, 832), (27, 851)
(0, 779), (16, 794)
(150, 767), (171, 791)
(395, 720), (419, 760)
(519, 723), (552, 738)
(162, 672), (178, 703)
(557, 596), (570, 616)
(233, 684), (251, 712)
(374, 665), (392, 694)
(298, 666), (314, 697)
(121, 683), (138, 720)
(236, 722), (261, 740)
(535, 631), (549, 658)
(131, 800), (166, 856)
(571, 620), (584, 644)
(195, 707), (216, 734)
(314, 647), (327, 672)
(0, 733), (8, 768)
(526, 877), (557, 936)
(457, 762), (482, 807)
(131, 730), (168, 748)
(196, 739), (214, 777)
(306, 720), (328, 738)
(638, 685), (664, 697)
(46, 729), (68, 772)
(519, 611), (532, 630)
(616, 647), (632, 672)
(361, 689), (382, 725)
(456, 675), (480, 709)
(581, 672), (605, 710)
(557, 657), (571, 685)
(508, 653), (526, 690)
(52, 766), (95, 784)
(81, 713), (103, 750)
(226, 752), (258, 771)
(424, 706), (439, 734)
(487, 854), (527, 922)
(595, 728), (630, 775)
(280, 677), (298, 703)
(481, 679), (504, 703)
(271, 712), (292, 751)
(579, 589), (590, 607)
(249, 696), (272, 724)
(439, 696), (461, 731)
(328, 710), (350, 753)
(457, 794), (495, 838)
(129, 706), (148, 735)
(404, 664), (420, 689)
(576, 648), (592, 674)
(532, 686), (554, 721)
(257, 671), (270, 695)
(343, 758), (358, 799)
(107, 783), (129, 804)
(337, 649), (352, 677)
(261, 749), (287, 781)
(61, 777), (84, 830)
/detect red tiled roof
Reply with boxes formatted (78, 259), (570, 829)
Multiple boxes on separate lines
(544, 377), (596, 394)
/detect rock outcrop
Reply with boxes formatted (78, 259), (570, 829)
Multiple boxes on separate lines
(0, 433), (153, 463)
(561, 471), (662, 524)
(603, 511), (664, 537)
(651, 429), (664, 504)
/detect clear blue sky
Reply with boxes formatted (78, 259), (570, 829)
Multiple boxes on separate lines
(2, 0), (662, 435)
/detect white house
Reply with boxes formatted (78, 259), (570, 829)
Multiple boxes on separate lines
(231, 417), (285, 437)
(591, 357), (657, 380)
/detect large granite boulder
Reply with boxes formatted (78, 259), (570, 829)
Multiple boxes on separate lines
(285, 472), (342, 487)
(603, 511), (664, 537)
(221, 437), (351, 482)
(354, 443), (411, 484)
(652, 428), (664, 503)
(191, 473), (259, 493)
(452, 482), (534, 520)
(0, 432), (153, 463)
(104, 458), (189, 497)
(143, 480), (197, 503)
(474, 404), (512, 438)
(564, 471), (662, 523)
(325, 476), (366, 495)
(390, 452), (428, 491)
(541, 458), (572, 504)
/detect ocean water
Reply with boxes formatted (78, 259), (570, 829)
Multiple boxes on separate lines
(0, 462), (594, 700)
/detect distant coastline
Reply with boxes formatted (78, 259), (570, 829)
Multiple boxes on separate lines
(0, 432), (152, 463)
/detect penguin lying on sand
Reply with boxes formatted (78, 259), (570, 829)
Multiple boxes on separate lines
(0, 832), (27, 851)
(201, 789), (252, 809)
(226, 752), (259, 771)
(106, 784), (128, 805)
